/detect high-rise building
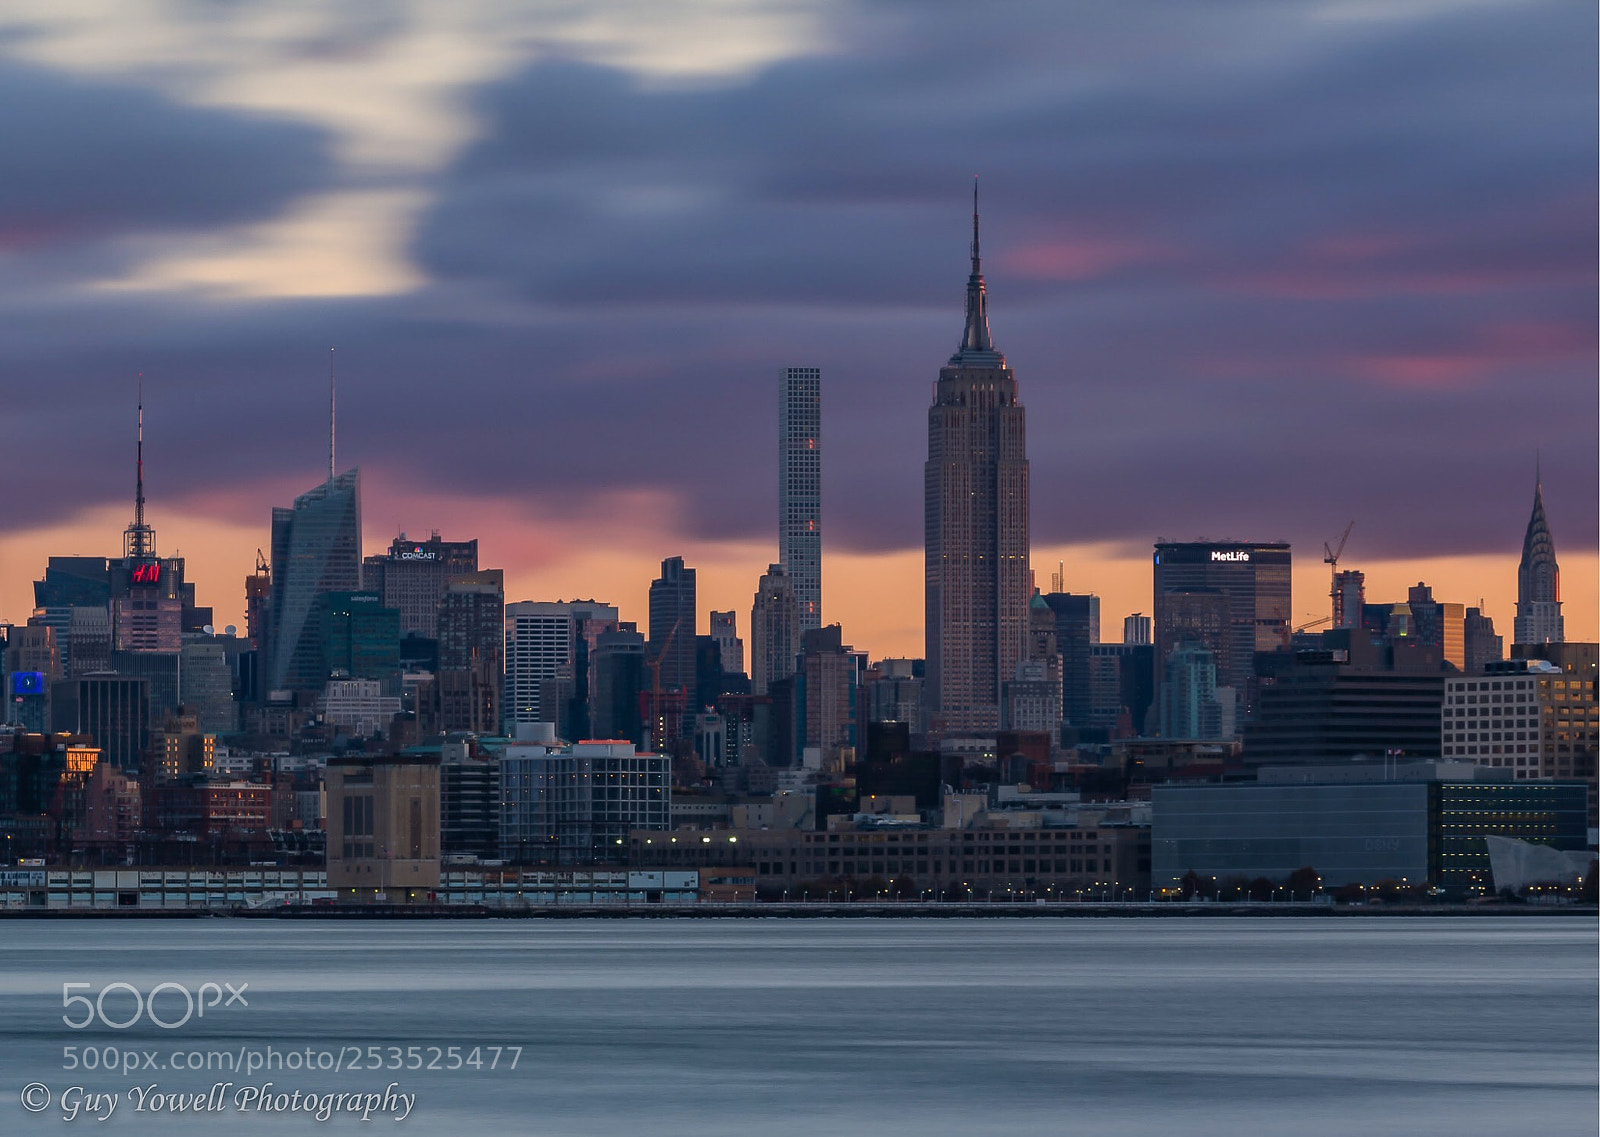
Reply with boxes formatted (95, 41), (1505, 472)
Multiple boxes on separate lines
(1123, 614), (1152, 646)
(647, 557), (697, 697)
(1443, 660), (1596, 822)
(925, 192), (1029, 735)
(361, 534), (479, 639)
(50, 675), (149, 771)
(750, 563), (799, 697)
(504, 600), (619, 731)
(1332, 570), (1365, 630)
(590, 626), (646, 746)
(318, 591), (401, 682)
(1153, 542), (1291, 714)
(438, 570), (504, 734)
(798, 625), (863, 768)
(1041, 593), (1098, 728)
(1004, 595), (1064, 738)
(267, 470), (362, 692)
(1406, 583), (1465, 671)
(1514, 477), (1564, 646)
(1463, 607), (1504, 674)
(1159, 642), (1231, 740)
(780, 367), (822, 631)
(709, 610), (744, 677)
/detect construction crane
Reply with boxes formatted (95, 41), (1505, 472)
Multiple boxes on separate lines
(1324, 521), (1355, 626)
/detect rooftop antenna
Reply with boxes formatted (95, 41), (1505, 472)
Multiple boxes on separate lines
(123, 373), (156, 558)
(328, 346), (337, 482)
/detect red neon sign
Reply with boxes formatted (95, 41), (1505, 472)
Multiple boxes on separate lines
(132, 562), (161, 584)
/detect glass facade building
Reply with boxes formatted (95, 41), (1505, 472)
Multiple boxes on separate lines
(268, 470), (362, 693)
(499, 742), (669, 864)
(1153, 775), (1588, 897)
(780, 367), (822, 633)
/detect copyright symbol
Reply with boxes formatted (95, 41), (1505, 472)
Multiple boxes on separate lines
(20, 1083), (50, 1112)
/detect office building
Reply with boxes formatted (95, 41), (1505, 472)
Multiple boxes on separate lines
(504, 600), (618, 731)
(50, 675), (149, 771)
(1463, 607), (1504, 674)
(799, 625), (863, 767)
(1153, 541), (1291, 712)
(750, 563), (800, 697)
(1123, 614), (1152, 646)
(318, 678), (402, 737)
(1443, 660), (1597, 822)
(437, 571), (504, 734)
(1514, 476), (1564, 646)
(1088, 642), (1156, 736)
(318, 591), (401, 682)
(1332, 570), (1365, 630)
(440, 739), (500, 862)
(1153, 767), (1588, 897)
(499, 740), (670, 864)
(178, 637), (236, 734)
(1041, 593), (1098, 728)
(865, 658), (924, 728)
(925, 196), (1030, 734)
(267, 469), (362, 692)
(590, 626), (647, 746)
(361, 534), (478, 638)
(709, 610), (744, 677)
(325, 754), (440, 901)
(1406, 583), (1465, 670)
(1159, 641), (1232, 740)
(1004, 596), (1063, 738)
(648, 558), (696, 698)
(780, 366), (823, 632)
(1244, 650), (1444, 765)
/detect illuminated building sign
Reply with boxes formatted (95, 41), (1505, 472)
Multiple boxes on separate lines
(11, 672), (45, 696)
(1209, 551), (1251, 563)
(394, 547), (437, 561)
(131, 561), (162, 584)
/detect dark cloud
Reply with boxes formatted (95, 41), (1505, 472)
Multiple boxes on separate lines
(0, 0), (1594, 574)
(0, 61), (332, 255)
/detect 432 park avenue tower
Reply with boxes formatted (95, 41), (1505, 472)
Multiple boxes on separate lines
(925, 193), (1030, 734)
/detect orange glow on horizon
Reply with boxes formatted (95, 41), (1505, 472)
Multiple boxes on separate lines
(2, 506), (1592, 662)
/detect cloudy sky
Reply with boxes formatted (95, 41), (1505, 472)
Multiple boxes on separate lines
(0, 0), (1593, 656)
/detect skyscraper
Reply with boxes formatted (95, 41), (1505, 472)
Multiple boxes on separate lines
(647, 557), (697, 696)
(924, 190), (1030, 734)
(1152, 541), (1291, 715)
(504, 599), (618, 731)
(1514, 476), (1564, 646)
(709, 610), (744, 676)
(780, 367), (822, 631)
(267, 469), (362, 692)
(750, 563), (799, 697)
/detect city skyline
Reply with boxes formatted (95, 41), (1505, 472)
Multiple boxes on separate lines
(0, 1), (1594, 659)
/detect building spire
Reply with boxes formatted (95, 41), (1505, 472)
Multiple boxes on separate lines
(954, 178), (997, 360)
(329, 346), (337, 483)
(124, 373), (156, 558)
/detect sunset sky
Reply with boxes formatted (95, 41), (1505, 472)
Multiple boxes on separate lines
(0, 0), (1593, 658)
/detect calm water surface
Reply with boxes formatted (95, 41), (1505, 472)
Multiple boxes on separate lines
(0, 917), (1593, 1135)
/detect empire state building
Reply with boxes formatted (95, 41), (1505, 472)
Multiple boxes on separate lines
(925, 192), (1030, 734)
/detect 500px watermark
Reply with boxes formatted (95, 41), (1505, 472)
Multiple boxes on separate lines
(61, 982), (248, 1030)
(62, 1043), (522, 1075)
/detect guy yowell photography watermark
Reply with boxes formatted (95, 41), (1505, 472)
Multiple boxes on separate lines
(20, 1081), (415, 1122)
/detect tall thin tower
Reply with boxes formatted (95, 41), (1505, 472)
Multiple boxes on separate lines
(124, 376), (156, 558)
(1513, 467), (1564, 645)
(780, 367), (822, 631)
(925, 184), (1030, 734)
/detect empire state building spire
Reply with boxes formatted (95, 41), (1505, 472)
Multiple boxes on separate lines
(953, 179), (998, 362)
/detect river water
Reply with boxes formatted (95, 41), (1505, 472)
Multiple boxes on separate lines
(0, 917), (1593, 1135)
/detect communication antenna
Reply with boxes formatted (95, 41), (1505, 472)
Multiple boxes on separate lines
(328, 346), (337, 482)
